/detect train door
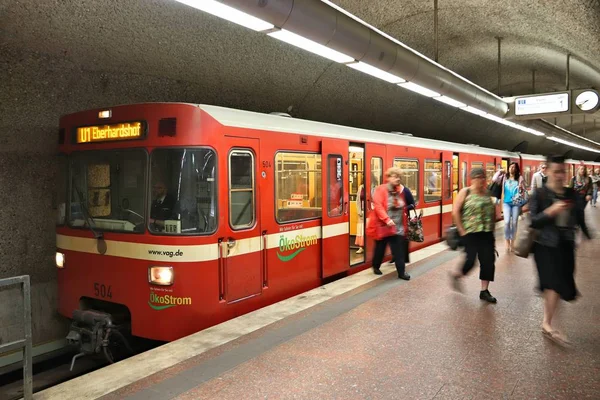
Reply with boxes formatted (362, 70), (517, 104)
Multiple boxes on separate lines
(349, 143), (365, 266)
(441, 152), (454, 235)
(220, 137), (263, 303)
(365, 143), (386, 264)
(321, 138), (349, 278)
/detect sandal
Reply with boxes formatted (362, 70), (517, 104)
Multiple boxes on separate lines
(542, 328), (572, 347)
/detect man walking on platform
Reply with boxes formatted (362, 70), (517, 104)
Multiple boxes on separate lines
(531, 163), (547, 192)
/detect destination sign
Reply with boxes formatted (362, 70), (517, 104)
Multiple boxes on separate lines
(76, 122), (146, 144)
(514, 92), (569, 116)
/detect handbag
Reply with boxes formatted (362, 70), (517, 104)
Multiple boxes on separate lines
(407, 209), (424, 242)
(512, 187), (529, 207)
(488, 181), (502, 199)
(513, 214), (537, 258)
(375, 223), (396, 239)
(445, 225), (461, 250)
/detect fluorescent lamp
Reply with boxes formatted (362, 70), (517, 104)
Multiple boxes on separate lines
(483, 113), (515, 126)
(347, 62), (405, 84)
(433, 96), (466, 108)
(460, 106), (488, 117)
(398, 82), (439, 97)
(174, 0), (274, 32)
(547, 136), (600, 153)
(268, 29), (354, 63)
(481, 113), (545, 136)
(349, 146), (364, 153)
(524, 128), (546, 137)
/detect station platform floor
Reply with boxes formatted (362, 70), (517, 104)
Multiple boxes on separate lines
(37, 209), (600, 400)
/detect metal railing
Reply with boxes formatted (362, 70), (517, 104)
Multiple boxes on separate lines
(0, 275), (32, 399)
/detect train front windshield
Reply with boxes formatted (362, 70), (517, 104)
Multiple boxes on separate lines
(69, 150), (147, 233)
(67, 148), (217, 235)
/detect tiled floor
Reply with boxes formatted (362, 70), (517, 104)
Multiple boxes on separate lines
(102, 211), (600, 400)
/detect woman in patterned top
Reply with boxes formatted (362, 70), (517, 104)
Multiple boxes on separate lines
(450, 168), (498, 303)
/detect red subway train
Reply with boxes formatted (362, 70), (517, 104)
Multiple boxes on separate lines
(55, 103), (599, 361)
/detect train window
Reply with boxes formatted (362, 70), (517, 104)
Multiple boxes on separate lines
(472, 162), (483, 170)
(524, 166), (532, 188)
(150, 148), (217, 235)
(275, 152), (322, 223)
(370, 157), (383, 194)
(486, 163), (495, 184)
(56, 155), (67, 226)
(444, 161), (452, 200)
(393, 159), (419, 202)
(69, 150), (146, 233)
(566, 164), (573, 185)
(424, 160), (442, 202)
(229, 150), (255, 230)
(327, 155), (344, 217)
(462, 162), (467, 188)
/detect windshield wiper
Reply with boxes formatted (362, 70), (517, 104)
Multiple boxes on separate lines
(73, 183), (104, 240)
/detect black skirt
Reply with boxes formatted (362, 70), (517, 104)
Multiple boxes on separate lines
(533, 239), (578, 301)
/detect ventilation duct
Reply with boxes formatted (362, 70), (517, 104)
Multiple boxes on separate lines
(222, 0), (508, 117)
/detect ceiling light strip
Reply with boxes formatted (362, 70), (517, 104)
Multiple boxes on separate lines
(347, 62), (405, 84)
(544, 121), (600, 146)
(398, 82), (440, 97)
(268, 29), (354, 63)
(547, 136), (600, 154)
(174, 0), (274, 31)
(433, 96), (466, 108)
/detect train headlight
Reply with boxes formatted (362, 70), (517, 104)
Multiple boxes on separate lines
(56, 252), (65, 268)
(149, 266), (174, 286)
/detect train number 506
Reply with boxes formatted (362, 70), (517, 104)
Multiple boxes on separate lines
(94, 283), (113, 299)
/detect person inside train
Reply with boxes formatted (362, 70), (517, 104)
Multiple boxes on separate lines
(570, 164), (593, 204)
(492, 162), (526, 253)
(328, 178), (343, 215)
(530, 162), (547, 192)
(367, 167), (415, 280)
(355, 184), (365, 254)
(449, 167), (498, 303)
(530, 154), (591, 345)
(150, 180), (176, 230)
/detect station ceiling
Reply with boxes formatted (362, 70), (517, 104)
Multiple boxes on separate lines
(2, 0), (599, 159)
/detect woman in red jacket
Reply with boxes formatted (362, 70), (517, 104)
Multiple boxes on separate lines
(368, 167), (415, 279)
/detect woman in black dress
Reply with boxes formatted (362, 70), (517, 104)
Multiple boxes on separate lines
(530, 155), (592, 344)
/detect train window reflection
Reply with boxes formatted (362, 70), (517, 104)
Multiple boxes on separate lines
(486, 163), (495, 184)
(524, 166), (531, 188)
(69, 150), (146, 233)
(56, 155), (67, 226)
(424, 160), (442, 202)
(393, 159), (419, 203)
(150, 148), (217, 235)
(275, 152), (322, 223)
(229, 150), (255, 230)
(444, 161), (452, 200)
(327, 155), (343, 217)
(370, 157), (383, 200)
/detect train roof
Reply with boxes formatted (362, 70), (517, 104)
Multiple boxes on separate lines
(198, 104), (600, 166)
(200, 104), (517, 157)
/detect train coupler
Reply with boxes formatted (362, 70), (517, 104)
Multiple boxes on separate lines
(66, 309), (133, 370)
